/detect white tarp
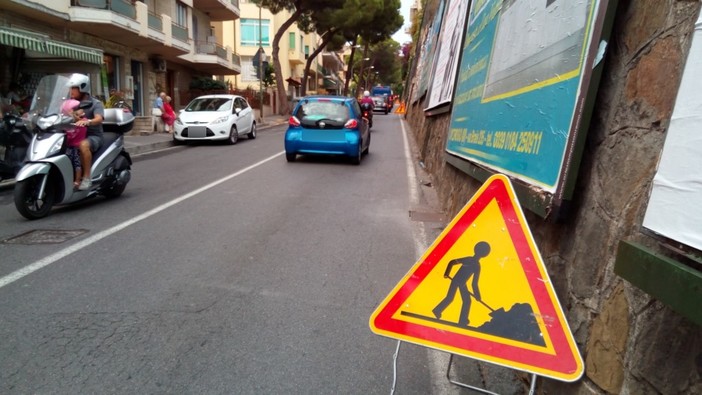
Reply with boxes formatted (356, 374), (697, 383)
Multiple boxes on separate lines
(642, 13), (702, 251)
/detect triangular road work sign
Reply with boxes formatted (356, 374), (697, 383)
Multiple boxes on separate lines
(370, 174), (584, 382)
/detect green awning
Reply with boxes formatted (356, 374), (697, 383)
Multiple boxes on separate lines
(0, 27), (45, 52)
(45, 41), (103, 65)
(0, 27), (103, 65)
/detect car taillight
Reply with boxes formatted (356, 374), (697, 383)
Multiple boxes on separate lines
(289, 116), (301, 127)
(344, 119), (358, 129)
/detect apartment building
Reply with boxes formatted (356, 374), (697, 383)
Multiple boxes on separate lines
(215, 0), (345, 105)
(0, 0), (241, 117)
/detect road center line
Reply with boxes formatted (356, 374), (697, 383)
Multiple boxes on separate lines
(0, 151), (284, 290)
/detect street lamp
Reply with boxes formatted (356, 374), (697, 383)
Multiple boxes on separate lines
(258, 4), (264, 122)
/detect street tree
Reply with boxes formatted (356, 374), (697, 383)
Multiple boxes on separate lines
(342, 0), (403, 96)
(297, 0), (384, 96)
(255, 0), (345, 114)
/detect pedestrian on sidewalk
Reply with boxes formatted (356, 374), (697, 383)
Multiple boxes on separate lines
(152, 91), (165, 132)
(162, 95), (175, 133)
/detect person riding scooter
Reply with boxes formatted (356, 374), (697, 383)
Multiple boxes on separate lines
(360, 90), (374, 107)
(66, 73), (104, 190)
(360, 90), (374, 128)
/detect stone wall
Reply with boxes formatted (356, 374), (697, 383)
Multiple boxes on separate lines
(405, 0), (702, 393)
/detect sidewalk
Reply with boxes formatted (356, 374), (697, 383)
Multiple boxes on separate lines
(125, 114), (289, 156)
(0, 114), (289, 189)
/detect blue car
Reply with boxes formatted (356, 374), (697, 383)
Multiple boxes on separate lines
(285, 96), (371, 165)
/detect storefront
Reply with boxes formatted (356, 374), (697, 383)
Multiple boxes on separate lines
(0, 26), (104, 111)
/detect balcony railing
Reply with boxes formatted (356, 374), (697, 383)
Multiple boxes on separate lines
(72, 0), (136, 20)
(216, 45), (227, 59)
(172, 23), (189, 43)
(229, 0), (240, 8)
(195, 40), (227, 60)
(231, 53), (241, 67)
(148, 12), (162, 32)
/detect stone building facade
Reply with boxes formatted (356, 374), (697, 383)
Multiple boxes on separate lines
(404, 0), (701, 393)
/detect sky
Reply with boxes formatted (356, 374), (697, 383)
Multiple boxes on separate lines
(392, 0), (414, 44)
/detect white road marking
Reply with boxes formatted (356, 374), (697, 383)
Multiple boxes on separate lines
(399, 119), (460, 395)
(0, 151), (284, 290)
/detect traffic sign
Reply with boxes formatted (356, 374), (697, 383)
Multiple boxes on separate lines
(369, 174), (583, 382)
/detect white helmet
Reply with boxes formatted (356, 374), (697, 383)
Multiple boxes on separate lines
(363, 90), (370, 97)
(66, 73), (90, 94)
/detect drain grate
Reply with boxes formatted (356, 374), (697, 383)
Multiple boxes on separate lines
(2, 229), (88, 245)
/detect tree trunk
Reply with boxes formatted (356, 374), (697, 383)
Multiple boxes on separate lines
(301, 29), (336, 97)
(356, 43), (370, 99)
(272, 8), (304, 115)
(343, 36), (358, 97)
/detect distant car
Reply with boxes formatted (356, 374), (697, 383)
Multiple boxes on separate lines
(285, 95), (371, 165)
(372, 96), (388, 114)
(173, 94), (256, 145)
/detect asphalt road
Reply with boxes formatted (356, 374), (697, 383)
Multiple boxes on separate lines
(0, 113), (473, 394)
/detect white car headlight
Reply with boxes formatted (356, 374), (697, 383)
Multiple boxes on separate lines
(175, 117), (183, 125)
(211, 115), (229, 125)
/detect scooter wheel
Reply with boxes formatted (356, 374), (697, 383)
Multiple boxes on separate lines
(102, 181), (127, 199)
(14, 175), (55, 220)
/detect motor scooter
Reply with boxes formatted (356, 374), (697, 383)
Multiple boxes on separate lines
(0, 112), (32, 181)
(13, 74), (134, 220)
(360, 102), (373, 129)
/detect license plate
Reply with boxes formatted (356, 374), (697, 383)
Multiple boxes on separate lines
(189, 126), (206, 137)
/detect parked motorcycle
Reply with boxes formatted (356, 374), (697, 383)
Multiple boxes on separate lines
(0, 112), (32, 181)
(13, 74), (134, 220)
(360, 102), (373, 129)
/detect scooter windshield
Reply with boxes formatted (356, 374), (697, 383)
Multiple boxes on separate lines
(28, 74), (73, 131)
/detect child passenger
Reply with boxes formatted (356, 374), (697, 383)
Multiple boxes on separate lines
(61, 99), (87, 189)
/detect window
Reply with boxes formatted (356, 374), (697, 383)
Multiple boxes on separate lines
(241, 19), (270, 46)
(289, 32), (296, 50)
(304, 45), (309, 59)
(235, 97), (250, 110)
(175, 1), (187, 27)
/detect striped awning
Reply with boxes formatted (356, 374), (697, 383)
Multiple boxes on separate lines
(0, 27), (45, 52)
(45, 41), (103, 65)
(0, 27), (103, 65)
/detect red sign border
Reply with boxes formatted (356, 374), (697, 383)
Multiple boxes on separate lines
(370, 175), (583, 381)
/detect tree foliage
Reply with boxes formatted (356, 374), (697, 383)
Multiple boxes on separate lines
(254, 0), (345, 114)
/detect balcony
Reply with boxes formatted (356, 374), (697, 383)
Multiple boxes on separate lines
(69, 0), (189, 58)
(177, 39), (241, 75)
(192, 0), (240, 21)
(288, 47), (305, 66)
(322, 51), (344, 73)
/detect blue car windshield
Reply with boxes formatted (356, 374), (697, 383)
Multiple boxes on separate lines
(295, 101), (349, 124)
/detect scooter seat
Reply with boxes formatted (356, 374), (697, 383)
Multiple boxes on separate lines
(92, 132), (120, 159)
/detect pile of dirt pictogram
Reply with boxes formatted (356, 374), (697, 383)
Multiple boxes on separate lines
(476, 303), (545, 347)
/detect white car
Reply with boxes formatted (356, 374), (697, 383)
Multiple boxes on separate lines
(173, 94), (256, 144)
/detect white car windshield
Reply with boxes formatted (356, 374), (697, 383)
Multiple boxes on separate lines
(185, 98), (232, 112)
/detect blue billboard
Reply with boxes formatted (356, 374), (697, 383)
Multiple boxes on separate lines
(446, 0), (605, 193)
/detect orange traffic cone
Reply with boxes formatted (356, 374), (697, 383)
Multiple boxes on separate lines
(395, 102), (406, 114)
